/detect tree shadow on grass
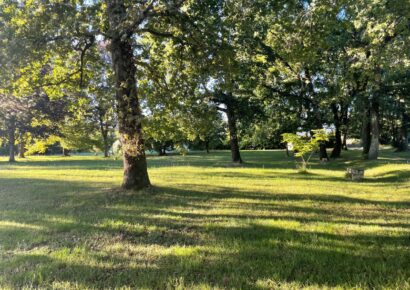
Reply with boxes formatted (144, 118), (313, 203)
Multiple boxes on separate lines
(1, 177), (410, 288)
(4, 222), (409, 289)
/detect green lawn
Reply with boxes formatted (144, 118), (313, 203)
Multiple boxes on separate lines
(0, 149), (409, 289)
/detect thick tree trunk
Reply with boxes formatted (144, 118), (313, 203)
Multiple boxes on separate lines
(8, 119), (16, 163)
(18, 132), (26, 158)
(368, 101), (380, 160)
(330, 104), (342, 158)
(226, 105), (243, 163)
(107, 0), (150, 190)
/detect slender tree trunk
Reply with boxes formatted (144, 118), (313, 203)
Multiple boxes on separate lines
(361, 106), (371, 158)
(62, 147), (70, 156)
(103, 135), (109, 158)
(18, 132), (26, 158)
(341, 104), (348, 150)
(285, 144), (290, 157)
(342, 132), (348, 150)
(396, 111), (409, 152)
(401, 112), (409, 151)
(158, 145), (167, 156)
(330, 104), (342, 158)
(107, 0), (150, 190)
(99, 115), (110, 158)
(102, 123), (110, 158)
(402, 112), (409, 151)
(226, 104), (242, 163)
(205, 139), (210, 153)
(8, 119), (16, 163)
(368, 100), (380, 160)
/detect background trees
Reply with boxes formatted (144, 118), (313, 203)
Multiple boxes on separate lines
(0, 0), (409, 188)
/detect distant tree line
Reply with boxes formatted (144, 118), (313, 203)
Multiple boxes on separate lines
(0, 0), (409, 189)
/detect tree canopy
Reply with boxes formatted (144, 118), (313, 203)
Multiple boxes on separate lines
(0, 0), (409, 189)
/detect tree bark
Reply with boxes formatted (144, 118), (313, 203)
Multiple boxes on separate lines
(226, 104), (243, 163)
(396, 111), (409, 152)
(330, 104), (342, 158)
(8, 118), (16, 163)
(342, 131), (348, 150)
(367, 100), (380, 160)
(98, 112), (110, 158)
(62, 147), (70, 156)
(205, 139), (210, 154)
(341, 104), (348, 150)
(361, 107), (371, 158)
(107, 0), (150, 190)
(103, 135), (109, 158)
(158, 145), (167, 156)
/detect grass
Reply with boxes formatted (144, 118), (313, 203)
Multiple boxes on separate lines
(0, 149), (409, 289)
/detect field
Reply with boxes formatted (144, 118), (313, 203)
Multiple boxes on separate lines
(0, 149), (409, 289)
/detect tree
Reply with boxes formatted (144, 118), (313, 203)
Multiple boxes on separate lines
(282, 129), (329, 172)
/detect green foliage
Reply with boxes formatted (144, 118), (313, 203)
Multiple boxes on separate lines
(25, 135), (60, 156)
(282, 129), (329, 171)
(59, 116), (101, 152)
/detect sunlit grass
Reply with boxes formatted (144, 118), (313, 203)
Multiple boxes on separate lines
(0, 149), (409, 289)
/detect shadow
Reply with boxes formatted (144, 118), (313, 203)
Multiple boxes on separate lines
(1, 149), (410, 288)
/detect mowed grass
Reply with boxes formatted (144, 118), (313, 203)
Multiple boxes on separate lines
(0, 149), (409, 289)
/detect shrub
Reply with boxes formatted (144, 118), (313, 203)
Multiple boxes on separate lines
(282, 129), (329, 172)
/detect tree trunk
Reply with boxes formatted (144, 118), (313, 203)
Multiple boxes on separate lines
(99, 115), (110, 158)
(396, 111), (409, 152)
(342, 131), (348, 150)
(102, 127), (109, 158)
(8, 119), (16, 163)
(330, 104), (342, 158)
(401, 112), (409, 151)
(341, 104), (348, 150)
(18, 132), (26, 158)
(107, 0), (150, 190)
(158, 146), (167, 156)
(315, 122), (328, 160)
(205, 139), (210, 154)
(361, 107), (371, 158)
(367, 101), (380, 160)
(103, 136), (109, 158)
(62, 147), (70, 156)
(226, 104), (243, 163)
(285, 144), (292, 157)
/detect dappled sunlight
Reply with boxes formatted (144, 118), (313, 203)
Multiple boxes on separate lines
(0, 221), (44, 231)
(1, 151), (410, 288)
